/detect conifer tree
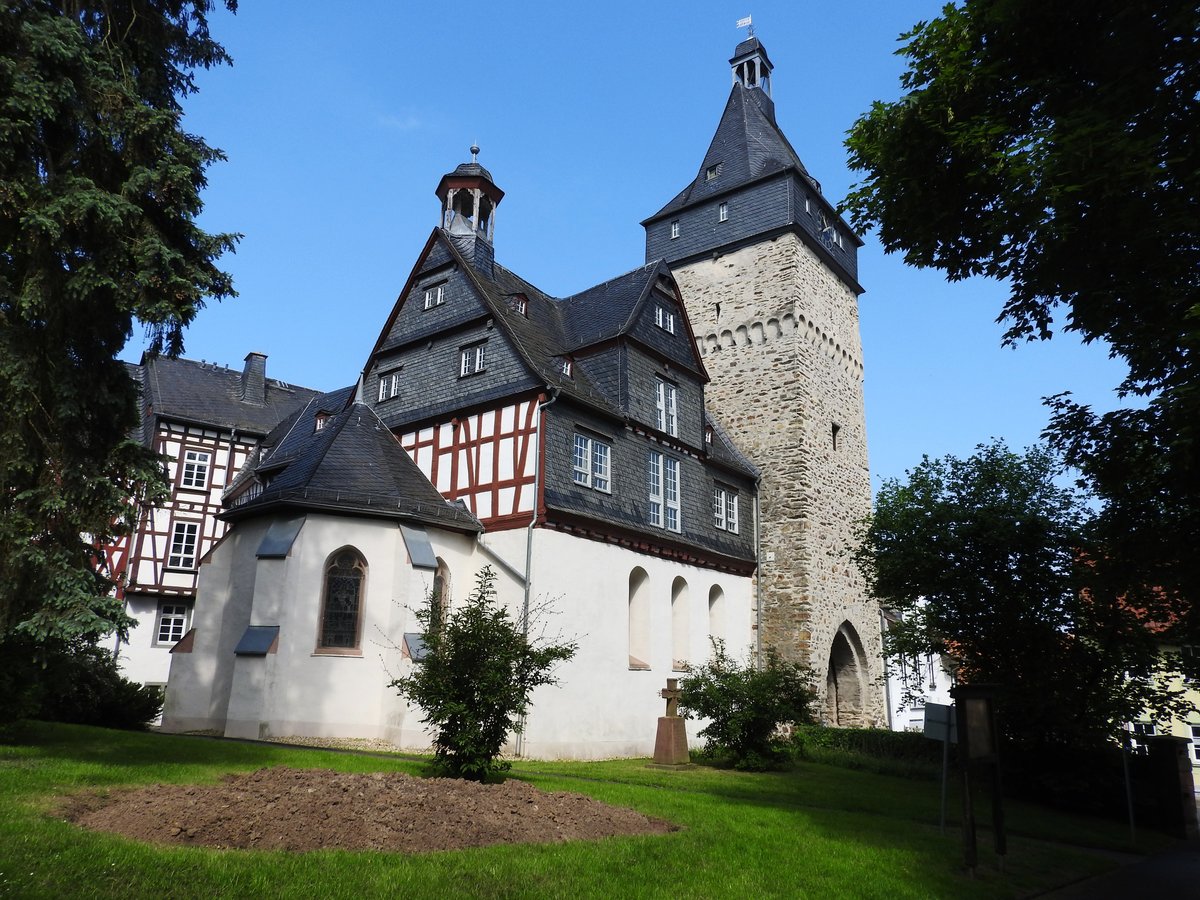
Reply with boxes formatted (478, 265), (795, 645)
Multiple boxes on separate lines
(0, 1), (237, 645)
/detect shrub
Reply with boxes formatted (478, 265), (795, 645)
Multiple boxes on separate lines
(0, 637), (162, 730)
(391, 566), (577, 781)
(679, 640), (818, 770)
(790, 724), (945, 779)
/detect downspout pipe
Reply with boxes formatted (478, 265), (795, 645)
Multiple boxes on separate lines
(516, 386), (559, 757)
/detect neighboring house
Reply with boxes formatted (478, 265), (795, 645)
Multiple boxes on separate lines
(1128, 642), (1200, 783)
(880, 607), (956, 732)
(161, 34), (882, 756)
(107, 353), (319, 689)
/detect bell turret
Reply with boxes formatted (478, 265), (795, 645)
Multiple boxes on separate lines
(436, 146), (503, 277)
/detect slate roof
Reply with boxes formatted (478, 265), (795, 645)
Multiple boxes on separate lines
(705, 413), (760, 479)
(137, 354), (321, 438)
(644, 82), (818, 222)
(224, 388), (481, 532)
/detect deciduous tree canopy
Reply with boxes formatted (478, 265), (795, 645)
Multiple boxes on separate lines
(844, 2), (1199, 641)
(858, 442), (1188, 755)
(0, 1), (237, 644)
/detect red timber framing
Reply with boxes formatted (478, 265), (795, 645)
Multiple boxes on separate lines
(124, 420), (258, 598)
(399, 397), (540, 529)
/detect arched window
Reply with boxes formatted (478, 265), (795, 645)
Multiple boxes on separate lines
(671, 576), (689, 671)
(628, 567), (650, 670)
(707, 585), (725, 646)
(318, 548), (367, 652)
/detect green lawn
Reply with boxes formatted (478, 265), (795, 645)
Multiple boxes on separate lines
(0, 722), (1164, 899)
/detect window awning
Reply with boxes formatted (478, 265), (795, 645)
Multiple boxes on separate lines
(234, 625), (279, 656)
(256, 514), (306, 559)
(399, 524), (438, 570)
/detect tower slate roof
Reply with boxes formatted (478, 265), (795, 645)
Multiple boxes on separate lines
(645, 82), (817, 223)
(224, 387), (481, 531)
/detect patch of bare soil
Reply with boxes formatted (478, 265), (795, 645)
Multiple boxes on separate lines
(62, 767), (677, 852)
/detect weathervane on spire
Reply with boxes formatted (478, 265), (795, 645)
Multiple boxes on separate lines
(736, 14), (754, 38)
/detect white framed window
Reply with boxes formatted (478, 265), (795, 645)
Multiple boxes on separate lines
(561, 358), (574, 378)
(423, 283), (445, 310)
(314, 413), (329, 432)
(648, 451), (681, 532)
(670, 220), (680, 239)
(572, 433), (611, 493)
(167, 521), (199, 569)
(155, 602), (190, 645)
(718, 201), (728, 222)
(377, 368), (401, 402)
(509, 294), (528, 315)
(714, 486), (739, 533)
(179, 449), (211, 490)
(1128, 721), (1156, 755)
(459, 342), (486, 377)
(655, 304), (676, 334)
(655, 377), (678, 436)
(1191, 725), (1200, 763)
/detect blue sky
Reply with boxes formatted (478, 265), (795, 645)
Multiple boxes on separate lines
(128, 1), (1131, 489)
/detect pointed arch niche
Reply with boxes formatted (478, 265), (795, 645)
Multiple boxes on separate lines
(628, 567), (650, 670)
(825, 622), (869, 726)
(671, 576), (689, 671)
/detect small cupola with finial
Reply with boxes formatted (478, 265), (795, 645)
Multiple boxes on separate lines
(730, 18), (773, 97)
(436, 146), (504, 277)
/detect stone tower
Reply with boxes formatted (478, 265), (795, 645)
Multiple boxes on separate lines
(642, 36), (883, 726)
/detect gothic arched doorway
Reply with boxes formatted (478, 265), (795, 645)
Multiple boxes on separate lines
(825, 622), (868, 727)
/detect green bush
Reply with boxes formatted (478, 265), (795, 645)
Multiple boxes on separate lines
(0, 637), (162, 730)
(679, 640), (818, 770)
(790, 724), (945, 779)
(391, 567), (577, 781)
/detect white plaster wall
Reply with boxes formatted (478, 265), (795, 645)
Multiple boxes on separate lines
(113, 596), (172, 686)
(161, 521), (266, 732)
(480, 529), (755, 760)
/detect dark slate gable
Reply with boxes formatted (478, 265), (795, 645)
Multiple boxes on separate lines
(138, 354), (322, 439)
(224, 392), (480, 532)
(642, 80), (863, 291)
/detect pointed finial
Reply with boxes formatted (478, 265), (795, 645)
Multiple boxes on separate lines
(470, 144), (480, 163)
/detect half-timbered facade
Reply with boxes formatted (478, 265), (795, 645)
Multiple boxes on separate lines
(109, 353), (319, 688)
(162, 157), (761, 759)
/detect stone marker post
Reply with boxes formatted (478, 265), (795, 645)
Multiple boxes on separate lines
(653, 678), (690, 766)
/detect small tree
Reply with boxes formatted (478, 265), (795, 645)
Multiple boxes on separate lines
(679, 640), (818, 770)
(391, 566), (576, 781)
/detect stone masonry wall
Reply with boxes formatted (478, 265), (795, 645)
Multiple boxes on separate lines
(671, 231), (885, 725)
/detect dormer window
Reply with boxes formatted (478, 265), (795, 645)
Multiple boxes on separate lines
(423, 283), (446, 310)
(508, 293), (528, 315)
(670, 220), (680, 240)
(560, 358), (573, 378)
(314, 413), (329, 432)
(705, 426), (713, 444)
(377, 368), (401, 402)
(655, 304), (676, 335)
(705, 163), (721, 181)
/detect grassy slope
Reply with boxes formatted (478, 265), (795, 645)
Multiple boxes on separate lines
(0, 722), (1160, 899)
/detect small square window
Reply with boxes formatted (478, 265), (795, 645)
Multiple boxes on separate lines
(561, 358), (573, 378)
(180, 449), (211, 490)
(508, 294), (528, 315)
(314, 412), (329, 431)
(377, 369), (401, 402)
(670, 220), (680, 240)
(459, 342), (486, 377)
(718, 201), (728, 223)
(705, 164), (721, 181)
(423, 283), (446, 310)
(655, 305), (676, 334)
(155, 603), (190, 645)
(168, 521), (199, 569)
